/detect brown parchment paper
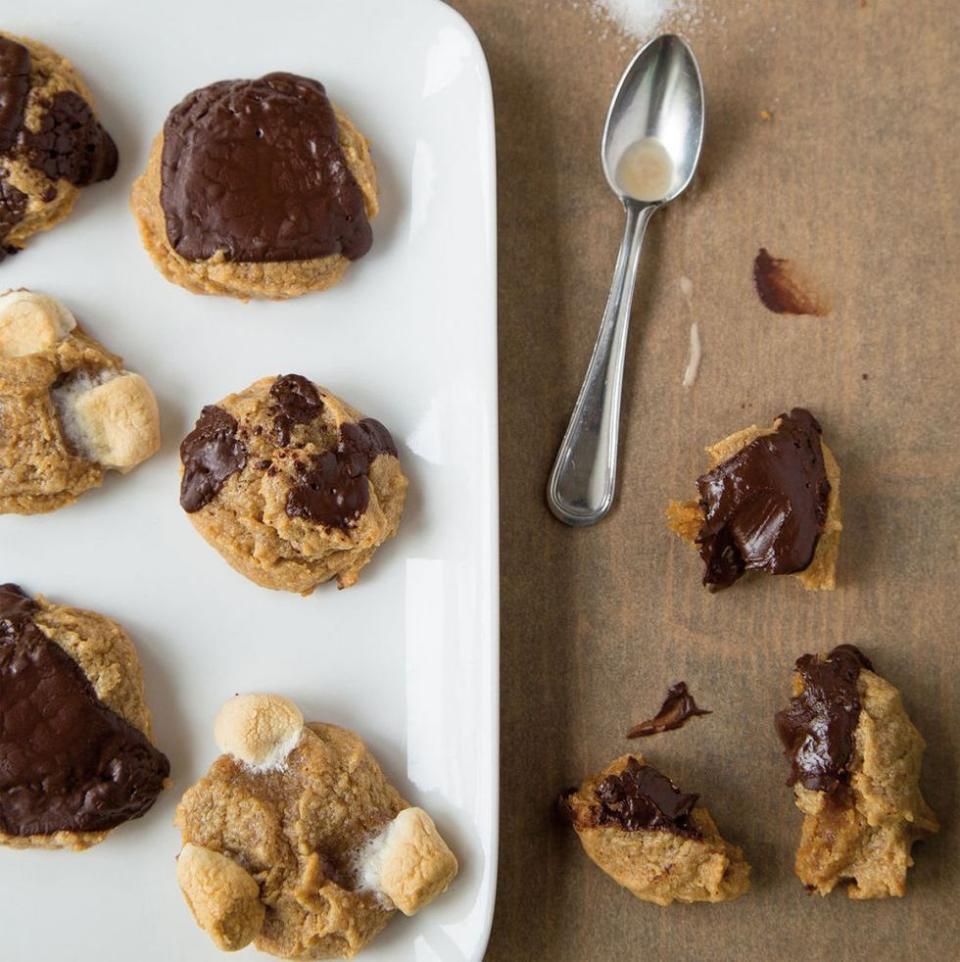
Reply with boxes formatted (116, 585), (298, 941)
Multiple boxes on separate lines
(446, 0), (960, 959)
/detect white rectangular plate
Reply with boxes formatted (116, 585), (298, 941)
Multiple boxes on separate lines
(0, 1), (498, 959)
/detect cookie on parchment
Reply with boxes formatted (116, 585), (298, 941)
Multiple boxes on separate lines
(0, 32), (117, 261)
(175, 694), (458, 958)
(561, 754), (750, 906)
(667, 407), (842, 591)
(0, 583), (170, 850)
(131, 72), (377, 300)
(775, 644), (938, 898)
(0, 289), (161, 514)
(178, 374), (406, 593)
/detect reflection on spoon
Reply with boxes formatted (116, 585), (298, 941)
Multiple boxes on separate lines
(616, 138), (674, 202)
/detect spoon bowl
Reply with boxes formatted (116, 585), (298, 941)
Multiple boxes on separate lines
(603, 34), (705, 203)
(547, 35), (705, 526)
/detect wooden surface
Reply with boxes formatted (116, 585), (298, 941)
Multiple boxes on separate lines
(445, 1), (960, 959)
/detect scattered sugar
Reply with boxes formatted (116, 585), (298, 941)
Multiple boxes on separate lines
(586, 1), (702, 41)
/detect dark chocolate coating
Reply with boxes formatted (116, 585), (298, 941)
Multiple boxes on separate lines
(591, 757), (702, 838)
(775, 644), (874, 797)
(695, 408), (831, 589)
(160, 72), (372, 264)
(0, 585), (169, 837)
(179, 405), (248, 513)
(286, 419), (397, 530)
(0, 37), (30, 153)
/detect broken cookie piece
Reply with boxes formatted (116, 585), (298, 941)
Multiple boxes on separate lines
(667, 407), (841, 590)
(0, 289), (161, 513)
(175, 694), (457, 958)
(0, 583), (170, 850)
(561, 754), (749, 905)
(775, 645), (938, 898)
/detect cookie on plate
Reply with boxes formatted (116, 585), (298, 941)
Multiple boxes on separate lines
(0, 289), (161, 514)
(667, 407), (842, 590)
(131, 72), (377, 300)
(561, 754), (750, 905)
(0, 583), (170, 850)
(0, 32), (117, 261)
(178, 374), (406, 593)
(175, 694), (458, 958)
(775, 644), (938, 898)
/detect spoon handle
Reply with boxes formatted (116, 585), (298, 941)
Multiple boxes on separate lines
(547, 200), (656, 525)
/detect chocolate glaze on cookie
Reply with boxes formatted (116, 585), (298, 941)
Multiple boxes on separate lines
(0, 37), (30, 153)
(775, 644), (873, 798)
(23, 91), (118, 186)
(270, 374), (323, 446)
(180, 405), (248, 513)
(695, 408), (830, 590)
(286, 419), (397, 530)
(160, 72), (373, 264)
(585, 757), (702, 838)
(0, 584), (169, 836)
(627, 681), (711, 738)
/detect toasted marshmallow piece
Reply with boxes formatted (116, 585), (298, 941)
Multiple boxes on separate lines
(62, 372), (161, 471)
(0, 290), (76, 357)
(177, 843), (265, 951)
(357, 807), (459, 915)
(214, 694), (304, 771)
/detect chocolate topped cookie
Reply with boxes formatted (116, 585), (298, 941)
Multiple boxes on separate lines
(0, 584), (169, 850)
(667, 408), (842, 591)
(131, 72), (378, 300)
(775, 645), (938, 899)
(175, 694), (457, 957)
(179, 375), (406, 593)
(561, 754), (750, 905)
(0, 289), (161, 514)
(0, 32), (117, 261)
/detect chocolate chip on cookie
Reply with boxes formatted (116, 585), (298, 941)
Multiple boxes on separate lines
(179, 374), (406, 593)
(0, 584), (170, 849)
(775, 645), (938, 898)
(175, 694), (457, 957)
(0, 32), (117, 261)
(131, 73), (378, 299)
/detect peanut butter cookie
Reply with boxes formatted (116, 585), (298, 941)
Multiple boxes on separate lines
(0, 583), (170, 850)
(0, 32), (117, 261)
(131, 72), (377, 300)
(178, 374), (406, 593)
(561, 754), (750, 905)
(776, 645), (938, 898)
(667, 407), (842, 590)
(0, 289), (160, 513)
(175, 694), (458, 958)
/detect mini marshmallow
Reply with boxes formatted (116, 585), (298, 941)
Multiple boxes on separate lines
(176, 843), (265, 952)
(356, 807), (458, 916)
(214, 694), (304, 771)
(0, 290), (76, 357)
(62, 372), (161, 471)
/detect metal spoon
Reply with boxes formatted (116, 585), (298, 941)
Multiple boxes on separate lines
(546, 35), (705, 526)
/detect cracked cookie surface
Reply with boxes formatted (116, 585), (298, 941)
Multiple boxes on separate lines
(176, 694), (457, 959)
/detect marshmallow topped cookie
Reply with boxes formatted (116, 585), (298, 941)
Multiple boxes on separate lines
(0, 32), (117, 261)
(0, 584), (170, 850)
(178, 375), (406, 593)
(0, 290), (160, 513)
(175, 694), (458, 958)
(131, 72), (377, 300)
